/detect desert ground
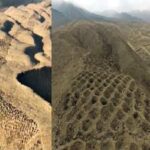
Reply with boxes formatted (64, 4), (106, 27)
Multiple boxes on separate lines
(53, 21), (150, 150)
(0, 0), (51, 150)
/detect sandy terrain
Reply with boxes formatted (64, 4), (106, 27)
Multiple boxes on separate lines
(0, 0), (51, 150)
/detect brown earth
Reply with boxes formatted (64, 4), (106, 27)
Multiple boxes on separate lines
(53, 21), (150, 150)
(115, 21), (150, 68)
(0, 0), (51, 150)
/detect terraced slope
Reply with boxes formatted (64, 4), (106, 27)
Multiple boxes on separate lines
(0, 1), (51, 150)
(53, 21), (150, 150)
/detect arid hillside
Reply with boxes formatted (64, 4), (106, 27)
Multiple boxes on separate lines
(115, 21), (150, 68)
(53, 21), (150, 150)
(0, 0), (51, 150)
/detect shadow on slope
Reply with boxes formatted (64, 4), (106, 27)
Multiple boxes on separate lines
(1, 20), (14, 34)
(24, 33), (43, 64)
(17, 67), (51, 103)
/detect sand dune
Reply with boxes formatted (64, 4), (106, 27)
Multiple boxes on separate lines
(0, 0), (51, 150)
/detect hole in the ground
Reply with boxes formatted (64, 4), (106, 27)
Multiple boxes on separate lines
(33, 10), (45, 23)
(17, 67), (51, 103)
(100, 97), (107, 105)
(1, 20), (14, 34)
(133, 112), (138, 119)
(39, 16), (45, 23)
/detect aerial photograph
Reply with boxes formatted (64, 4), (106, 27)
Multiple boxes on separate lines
(53, 0), (150, 149)
(0, 0), (51, 150)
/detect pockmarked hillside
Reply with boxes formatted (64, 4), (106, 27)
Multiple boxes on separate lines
(53, 21), (150, 150)
(0, 0), (51, 149)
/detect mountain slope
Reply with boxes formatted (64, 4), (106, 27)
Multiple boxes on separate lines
(52, 8), (69, 28)
(130, 10), (150, 22)
(113, 12), (141, 21)
(53, 21), (150, 149)
(53, 2), (105, 28)
(101, 10), (142, 22)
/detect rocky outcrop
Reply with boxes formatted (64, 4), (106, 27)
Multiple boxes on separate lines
(0, 0), (51, 150)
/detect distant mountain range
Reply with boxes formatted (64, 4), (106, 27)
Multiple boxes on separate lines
(52, 8), (70, 28)
(101, 10), (142, 22)
(52, 2), (106, 28)
(53, 2), (146, 29)
(100, 9), (150, 22)
(130, 10), (150, 22)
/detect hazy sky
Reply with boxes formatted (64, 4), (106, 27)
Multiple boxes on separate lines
(54, 0), (150, 12)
